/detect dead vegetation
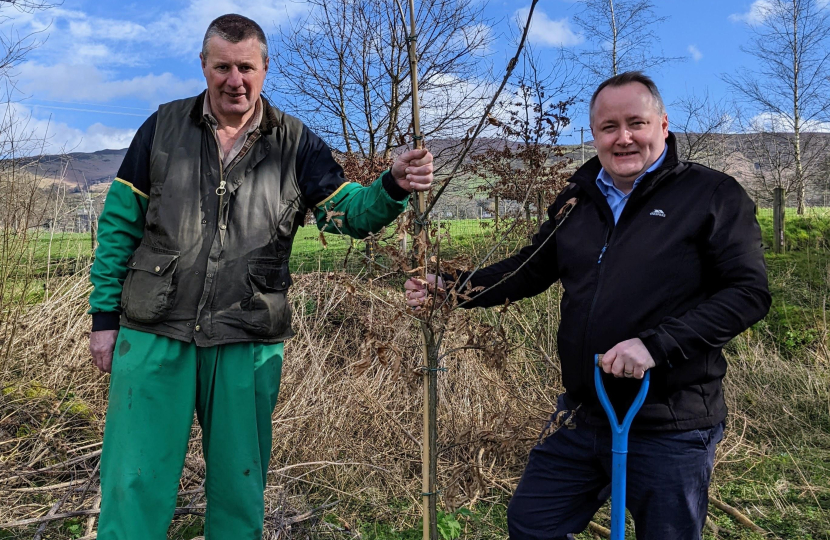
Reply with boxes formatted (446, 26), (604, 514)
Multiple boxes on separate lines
(0, 268), (557, 538)
(0, 264), (827, 538)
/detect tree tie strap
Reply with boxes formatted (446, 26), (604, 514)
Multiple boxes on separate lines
(419, 366), (448, 373)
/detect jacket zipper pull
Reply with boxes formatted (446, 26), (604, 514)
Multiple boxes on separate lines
(217, 178), (227, 246)
(597, 244), (608, 264)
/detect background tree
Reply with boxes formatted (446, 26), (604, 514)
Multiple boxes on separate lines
(736, 113), (828, 208)
(0, 0), (54, 82)
(572, 0), (681, 82)
(723, 0), (830, 214)
(672, 90), (737, 174)
(268, 0), (492, 163)
(0, 0), (61, 350)
(465, 49), (574, 232)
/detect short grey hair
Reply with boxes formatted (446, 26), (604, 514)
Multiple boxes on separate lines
(589, 71), (665, 124)
(202, 14), (268, 63)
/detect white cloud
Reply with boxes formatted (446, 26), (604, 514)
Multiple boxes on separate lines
(76, 44), (111, 62)
(412, 73), (502, 139)
(17, 63), (205, 107)
(62, 123), (138, 153)
(7, 0), (309, 67)
(515, 8), (584, 47)
(100, 0), (307, 57)
(729, 1), (773, 24)
(748, 111), (830, 132)
(731, 0), (830, 24)
(2, 103), (137, 154)
(0, 0), (313, 152)
(68, 20), (92, 38)
(67, 18), (148, 42)
(688, 45), (703, 62)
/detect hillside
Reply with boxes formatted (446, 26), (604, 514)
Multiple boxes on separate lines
(19, 138), (592, 194)
(26, 148), (127, 192)
(20, 132), (830, 208)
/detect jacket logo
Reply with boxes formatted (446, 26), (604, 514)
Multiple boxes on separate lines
(650, 209), (666, 218)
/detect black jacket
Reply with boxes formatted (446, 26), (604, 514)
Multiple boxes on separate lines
(458, 133), (771, 430)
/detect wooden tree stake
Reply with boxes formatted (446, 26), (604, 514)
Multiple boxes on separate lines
(406, 0), (425, 215)
(398, 1), (437, 538)
(404, 3), (439, 538)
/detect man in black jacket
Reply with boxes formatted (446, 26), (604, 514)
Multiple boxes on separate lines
(405, 72), (770, 540)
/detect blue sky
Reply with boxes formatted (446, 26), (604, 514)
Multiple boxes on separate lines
(0, 0), (778, 153)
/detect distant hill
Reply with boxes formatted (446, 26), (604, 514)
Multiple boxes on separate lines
(20, 136), (595, 192)
(27, 148), (127, 192)
(23, 132), (830, 206)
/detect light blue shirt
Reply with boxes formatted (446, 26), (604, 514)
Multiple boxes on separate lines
(596, 145), (668, 224)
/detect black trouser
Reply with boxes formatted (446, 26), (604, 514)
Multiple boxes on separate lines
(507, 396), (723, 540)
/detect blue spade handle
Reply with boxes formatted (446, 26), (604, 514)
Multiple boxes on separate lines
(594, 354), (651, 540)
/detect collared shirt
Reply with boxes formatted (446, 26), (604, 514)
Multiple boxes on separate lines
(202, 93), (263, 168)
(596, 145), (668, 224)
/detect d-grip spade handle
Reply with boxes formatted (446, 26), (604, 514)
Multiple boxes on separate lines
(594, 354), (651, 437)
(594, 354), (651, 540)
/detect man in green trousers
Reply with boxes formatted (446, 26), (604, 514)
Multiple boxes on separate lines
(87, 14), (433, 540)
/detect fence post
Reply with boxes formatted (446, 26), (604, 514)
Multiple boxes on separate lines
(91, 218), (97, 256)
(494, 195), (500, 228)
(773, 187), (785, 254)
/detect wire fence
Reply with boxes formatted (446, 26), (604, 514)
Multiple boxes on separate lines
(291, 207), (830, 274)
(27, 207), (830, 279)
(289, 218), (531, 275)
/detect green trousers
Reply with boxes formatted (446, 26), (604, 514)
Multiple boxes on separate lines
(97, 327), (284, 540)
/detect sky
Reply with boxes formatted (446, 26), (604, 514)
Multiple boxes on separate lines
(0, 0), (788, 153)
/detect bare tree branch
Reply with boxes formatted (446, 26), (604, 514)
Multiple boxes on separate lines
(572, 0), (684, 83)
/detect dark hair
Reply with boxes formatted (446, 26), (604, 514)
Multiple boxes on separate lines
(589, 71), (665, 124)
(202, 14), (268, 62)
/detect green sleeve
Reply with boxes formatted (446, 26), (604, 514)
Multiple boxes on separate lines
(313, 171), (410, 238)
(88, 179), (148, 326)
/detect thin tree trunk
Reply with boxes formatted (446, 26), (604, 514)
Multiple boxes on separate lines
(385, 74), (401, 160)
(329, 0), (352, 154)
(363, 41), (376, 157)
(420, 324), (439, 540)
(609, 0), (618, 76)
(792, 1), (805, 214)
(338, 62), (352, 153)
